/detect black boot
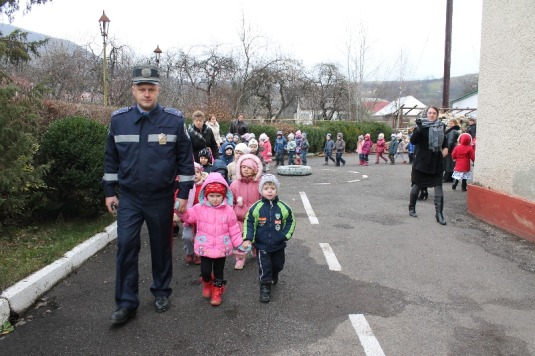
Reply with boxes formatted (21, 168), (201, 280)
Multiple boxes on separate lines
(452, 179), (458, 190)
(260, 283), (271, 303)
(409, 193), (418, 217)
(461, 179), (467, 191)
(417, 189), (424, 200)
(434, 196), (446, 225)
(422, 188), (428, 200)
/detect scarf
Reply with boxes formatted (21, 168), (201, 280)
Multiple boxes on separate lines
(421, 119), (444, 153)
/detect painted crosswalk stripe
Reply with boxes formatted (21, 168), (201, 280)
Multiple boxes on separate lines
(319, 243), (342, 271)
(349, 314), (386, 356)
(299, 191), (319, 224)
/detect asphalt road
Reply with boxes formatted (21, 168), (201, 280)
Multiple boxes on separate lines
(1, 154), (534, 355)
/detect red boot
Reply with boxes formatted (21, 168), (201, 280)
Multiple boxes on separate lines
(202, 280), (213, 299)
(210, 281), (225, 306)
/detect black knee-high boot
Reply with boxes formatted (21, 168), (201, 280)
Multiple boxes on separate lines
(461, 179), (467, 191)
(409, 193), (418, 217)
(434, 196), (446, 225)
(452, 179), (458, 190)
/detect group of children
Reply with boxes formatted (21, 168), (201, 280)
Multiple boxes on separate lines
(173, 148), (296, 306)
(273, 130), (310, 166)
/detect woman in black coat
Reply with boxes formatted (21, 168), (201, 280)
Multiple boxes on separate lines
(409, 106), (449, 225)
(188, 110), (220, 163)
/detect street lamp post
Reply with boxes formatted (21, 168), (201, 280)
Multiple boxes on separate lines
(99, 10), (110, 106)
(154, 45), (162, 68)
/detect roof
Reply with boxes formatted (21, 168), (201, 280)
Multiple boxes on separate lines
(373, 95), (426, 117)
(451, 90), (478, 104)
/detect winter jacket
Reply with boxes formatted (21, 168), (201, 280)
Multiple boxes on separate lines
(324, 139), (335, 153)
(388, 139), (399, 154)
(244, 196), (296, 253)
(230, 154), (263, 222)
(211, 159), (230, 184)
(356, 140), (364, 154)
(410, 121), (447, 175)
(451, 133), (475, 173)
(206, 121), (222, 145)
(375, 139), (386, 153)
(259, 139), (272, 163)
(301, 134), (310, 151)
(334, 133), (346, 153)
(180, 173), (243, 258)
(274, 136), (287, 153)
(286, 140), (297, 152)
(361, 138), (372, 154)
(188, 123), (220, 163)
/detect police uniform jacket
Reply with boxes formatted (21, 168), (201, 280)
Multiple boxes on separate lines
(103, 104), (195, 199)
(244, 196), (296, 253)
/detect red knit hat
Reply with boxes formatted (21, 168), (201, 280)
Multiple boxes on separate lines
(204, 182), (227, 196)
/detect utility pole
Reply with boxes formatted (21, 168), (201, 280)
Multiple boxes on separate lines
(442, 0), (453, 109)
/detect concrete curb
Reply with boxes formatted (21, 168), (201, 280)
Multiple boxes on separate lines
(0, 222), (117, 325)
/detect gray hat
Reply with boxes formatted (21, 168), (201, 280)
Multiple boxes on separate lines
(258, 174), (280, 194)
(132, 65), (160, 84)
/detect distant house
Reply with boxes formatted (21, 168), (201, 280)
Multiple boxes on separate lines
(450, 90), (478, 117)
(362, 98), (389, 115)
(373, 95), (427, 128)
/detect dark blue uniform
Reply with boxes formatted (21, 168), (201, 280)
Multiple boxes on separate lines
(103, 104), (194, 310)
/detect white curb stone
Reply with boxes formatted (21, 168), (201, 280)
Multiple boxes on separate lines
(0, 222), (117, 324)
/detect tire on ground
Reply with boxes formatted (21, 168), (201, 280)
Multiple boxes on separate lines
(276, 165), (312, 176)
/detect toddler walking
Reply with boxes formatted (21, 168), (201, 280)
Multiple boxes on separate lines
(451, 133), (475, 191)
(230, 153), (263, 269)
(242, 174), (295, 303)
(178, 173), (243, 306)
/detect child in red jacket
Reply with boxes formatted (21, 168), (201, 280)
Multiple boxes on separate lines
(451, 133), (475, 191)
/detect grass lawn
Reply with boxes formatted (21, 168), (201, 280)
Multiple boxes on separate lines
(0, 215), (116, 291)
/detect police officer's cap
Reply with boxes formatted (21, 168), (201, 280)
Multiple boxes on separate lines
(132, 65), (160, 85)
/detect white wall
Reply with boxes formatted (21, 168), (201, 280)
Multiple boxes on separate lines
(476, 0), (535, 201)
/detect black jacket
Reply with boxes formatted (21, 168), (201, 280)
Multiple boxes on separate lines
(188, 123), (220, 163)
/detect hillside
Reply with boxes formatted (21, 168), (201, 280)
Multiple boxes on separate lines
(365, 74), (479, 107)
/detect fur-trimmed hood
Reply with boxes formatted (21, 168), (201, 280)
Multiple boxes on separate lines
(235, 153), (263, 181)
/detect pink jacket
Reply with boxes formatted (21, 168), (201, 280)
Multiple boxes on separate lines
(375, 139), (386, 153)
(361, 138), (372, 154)
(180, 173), (243, 258)
(259, 139), (272, 163)
(230, 154), (263, 223)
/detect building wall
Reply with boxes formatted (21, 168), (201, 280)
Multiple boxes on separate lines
(468, 0), (535, 242)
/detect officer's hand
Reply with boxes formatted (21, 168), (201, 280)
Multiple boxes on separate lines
(176, 198), (188, 214)
(241, 241), (251, 250)
(105, 196), (119, 215)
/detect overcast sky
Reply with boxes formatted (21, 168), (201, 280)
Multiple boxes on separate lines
(3, 0), (482, 80)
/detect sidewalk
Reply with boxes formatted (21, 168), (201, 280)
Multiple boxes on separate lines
(0, 223), (117, 325)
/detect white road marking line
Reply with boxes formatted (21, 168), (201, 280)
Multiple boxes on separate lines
(319, 243), (342, 271)
(362, 175), (368, 179)
(347, 179), (361, 183)
(349, 314), (386, 356)
(314, 182), (331, 185)
(348, 171), (361, 174)
(299, 191), (319, 224)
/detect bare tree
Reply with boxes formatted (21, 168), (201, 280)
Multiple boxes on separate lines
(309, 63), (348, 121)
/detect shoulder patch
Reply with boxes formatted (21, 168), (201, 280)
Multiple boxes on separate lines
(163, 107), (183, 118)
(112, 107), (132, 116)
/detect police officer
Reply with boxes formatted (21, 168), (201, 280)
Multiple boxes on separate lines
(103, 65), (195, 325)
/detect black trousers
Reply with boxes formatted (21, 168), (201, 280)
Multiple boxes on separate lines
(256, 248), (285, 284)
(200, 256), (226, 282)
(115, 190), (174, 310)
